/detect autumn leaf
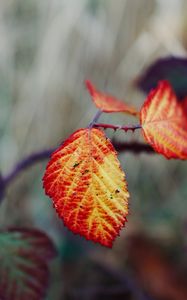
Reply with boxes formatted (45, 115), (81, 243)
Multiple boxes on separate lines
(85, 80), (138, 115)
(140, 80), (187, 159)
(0, 228), (56, 300)
(43, 128), (129, 247)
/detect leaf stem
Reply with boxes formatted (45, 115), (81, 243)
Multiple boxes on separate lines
(88, 110), (103, 128)
(94, 123), (141, 132)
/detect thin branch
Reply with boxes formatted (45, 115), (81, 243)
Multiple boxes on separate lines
(0, 140), (155, 202)
(113, 141), (154, 153)
(94, 123), (141, 132)
(3, 142), (154, 187)
(3, 149), (56, 188)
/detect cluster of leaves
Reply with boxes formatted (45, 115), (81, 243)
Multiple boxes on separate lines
(43, 75), (187, 248)
(0, 228), (56, 300)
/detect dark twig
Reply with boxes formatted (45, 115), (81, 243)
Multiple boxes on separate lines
(3, 149), (55, 187)
(0, 149), (55, 202)
(0, 139), (154, 203)
(113, 141), (154, 153)
(3, 141), (154, 187)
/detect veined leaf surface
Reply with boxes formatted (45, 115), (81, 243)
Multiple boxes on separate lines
(0, 228), (56, 300)
(85, 80), (138, 115)
(43, 128), (129, 247)
(140, 80), (187, 159)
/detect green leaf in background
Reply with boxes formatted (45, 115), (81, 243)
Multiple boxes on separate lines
(0, 228), (56, 300)
(136, 56), (187, 100)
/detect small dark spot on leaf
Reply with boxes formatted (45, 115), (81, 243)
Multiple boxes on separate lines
(73, 162), (80, 168)
(115, 189), (120, 194)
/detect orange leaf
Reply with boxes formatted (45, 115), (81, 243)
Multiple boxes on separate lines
(43, 128), (129, 247)
(85, 80), (138, 115)
(140, 80), (187, 159)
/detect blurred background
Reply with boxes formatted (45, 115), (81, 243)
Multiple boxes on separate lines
(0, 0), (187, 299)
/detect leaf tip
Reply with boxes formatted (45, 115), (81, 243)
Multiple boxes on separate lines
(85, 79), (95, 96)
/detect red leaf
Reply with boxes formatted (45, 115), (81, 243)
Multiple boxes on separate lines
(140, 80), (187, 159)
(85, 80), (138, 115)
(43, 128), (129, 247)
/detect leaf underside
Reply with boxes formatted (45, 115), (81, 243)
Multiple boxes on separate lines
(0, 228), (56, 300)
(85, 80), (138, 115)
(140, 80), (187, 159)
(43, 128), (129, 247)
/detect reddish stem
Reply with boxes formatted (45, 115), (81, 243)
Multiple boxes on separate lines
(94, 123), (141, 132)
